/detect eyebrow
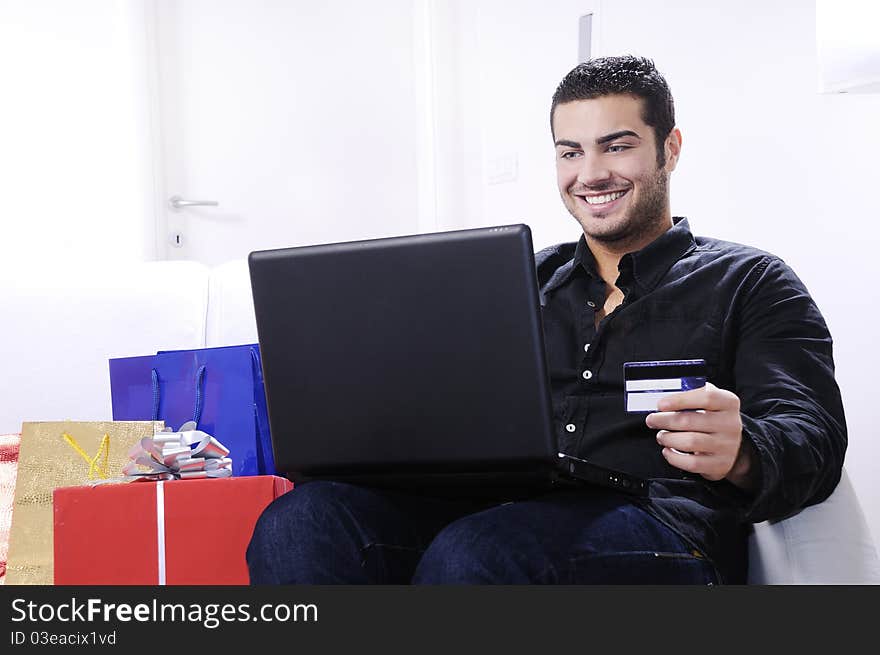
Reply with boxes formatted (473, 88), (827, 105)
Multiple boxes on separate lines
(554, 130), (642, 149)
(596, 130), (641, 145)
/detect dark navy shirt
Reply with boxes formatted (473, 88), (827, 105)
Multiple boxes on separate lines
(536, 217), (847, 583)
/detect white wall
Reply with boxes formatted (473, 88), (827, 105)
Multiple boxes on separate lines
(0, 0), (156, 263)
(437, 0), (880, 546)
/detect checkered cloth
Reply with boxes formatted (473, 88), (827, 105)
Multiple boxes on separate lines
(0, 433), (21, 584)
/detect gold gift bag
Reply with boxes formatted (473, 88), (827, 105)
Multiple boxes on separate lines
(5, 421), (163, 585)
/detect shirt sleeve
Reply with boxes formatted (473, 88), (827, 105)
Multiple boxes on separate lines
(723, 256), (847, 523)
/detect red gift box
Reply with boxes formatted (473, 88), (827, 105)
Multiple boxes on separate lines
(53, 475), (292, 585)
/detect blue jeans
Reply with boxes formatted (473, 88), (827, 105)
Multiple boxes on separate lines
(246, 481), (718, 584)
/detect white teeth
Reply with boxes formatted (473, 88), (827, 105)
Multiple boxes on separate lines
(583, 190), (626, 205)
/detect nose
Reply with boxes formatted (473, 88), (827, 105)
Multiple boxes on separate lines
(576, 152), (612, 188)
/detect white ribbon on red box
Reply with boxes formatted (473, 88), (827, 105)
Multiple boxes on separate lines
(123, 421), (233, 481)
(156, 481), (167, 585)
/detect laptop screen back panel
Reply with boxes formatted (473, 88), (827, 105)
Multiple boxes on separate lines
(248, 225), (557, 479)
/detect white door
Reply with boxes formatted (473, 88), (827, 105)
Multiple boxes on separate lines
(152, 0), (424, 265)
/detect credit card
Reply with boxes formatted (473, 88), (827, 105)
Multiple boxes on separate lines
(623, 359), (707, 413)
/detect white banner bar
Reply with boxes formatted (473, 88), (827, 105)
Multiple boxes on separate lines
(626, 390), (679, 412)
(625, 378), (684, 392)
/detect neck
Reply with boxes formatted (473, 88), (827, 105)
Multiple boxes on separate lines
(585, 215), (673, 285)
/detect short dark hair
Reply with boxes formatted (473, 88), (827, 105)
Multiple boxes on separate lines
(551, 56), (675, 166)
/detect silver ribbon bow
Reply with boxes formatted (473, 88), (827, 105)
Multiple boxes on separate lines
(123, 421), (233, 481)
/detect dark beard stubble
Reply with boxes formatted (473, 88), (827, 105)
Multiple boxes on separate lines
(571, 169), (670, 249)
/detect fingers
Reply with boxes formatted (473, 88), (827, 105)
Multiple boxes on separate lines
(654, 382), (740, 413)
(646, 409), (708, 432)
(646, 408), (741, 435)
(649, 383), (745, 482)
(660, 447), (728, 481)
(655, 430), (715, 455)
(646, 387), (742, 434)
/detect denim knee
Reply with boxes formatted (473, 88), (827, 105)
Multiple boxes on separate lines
(249, 481), (334, 549)
(246, 481), (366, 584)
(412, 518), (531, 584)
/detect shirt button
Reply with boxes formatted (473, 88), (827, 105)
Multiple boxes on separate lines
(565, 424), (576, 433)
(584, 343), (590, 353)
(582, 370), (593, 380)
(586, 301), (597, 308)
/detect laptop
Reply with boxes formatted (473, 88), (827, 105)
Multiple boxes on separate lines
(248, 224), (648, 498)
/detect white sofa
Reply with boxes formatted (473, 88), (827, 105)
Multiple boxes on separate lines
(1, 260), (878, 584)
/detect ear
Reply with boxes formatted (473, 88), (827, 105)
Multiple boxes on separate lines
(664, 128), (682, 172)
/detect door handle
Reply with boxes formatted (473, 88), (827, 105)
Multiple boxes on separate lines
(169, 195), (219, 210)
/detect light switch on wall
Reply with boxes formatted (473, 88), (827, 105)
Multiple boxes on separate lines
(486, 153), (519, 185)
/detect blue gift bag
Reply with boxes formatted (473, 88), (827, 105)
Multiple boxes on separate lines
(109, 344), (275, 477)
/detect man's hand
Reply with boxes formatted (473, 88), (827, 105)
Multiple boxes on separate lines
(645, 383), (755, 489)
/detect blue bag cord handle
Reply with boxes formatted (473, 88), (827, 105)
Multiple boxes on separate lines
(250, 349), (265, 472)
(149, 365), (207, 426)
(192, 365), (207, 426)
(150, 369), (161, 421)
(250, 347), (274, 474)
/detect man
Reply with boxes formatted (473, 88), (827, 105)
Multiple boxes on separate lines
(247, 56), (846, 584)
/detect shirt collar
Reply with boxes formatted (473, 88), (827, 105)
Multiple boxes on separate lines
(550, 216), (697, 294)
(621, 216), (697, 293)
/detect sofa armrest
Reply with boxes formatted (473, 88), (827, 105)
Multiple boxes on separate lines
(206, 259), (258, 347)
(747, 468), (880, 584)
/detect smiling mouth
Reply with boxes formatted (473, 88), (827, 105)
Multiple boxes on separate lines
(579, 189), (629, 205)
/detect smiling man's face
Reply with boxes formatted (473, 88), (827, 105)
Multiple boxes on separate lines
(553, 94), (681, 251)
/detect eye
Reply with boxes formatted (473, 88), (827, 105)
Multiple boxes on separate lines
(559, 151), (582, 160)
(606, 144), (630, 153)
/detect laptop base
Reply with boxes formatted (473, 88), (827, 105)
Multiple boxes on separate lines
(286, 456), (648, 501)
